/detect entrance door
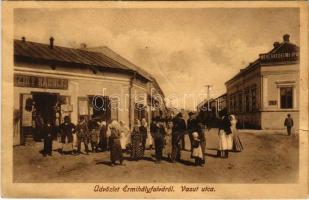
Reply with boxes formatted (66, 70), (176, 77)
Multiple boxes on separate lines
(32, 92), (59, 140)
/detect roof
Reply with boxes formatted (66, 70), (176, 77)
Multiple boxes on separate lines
(225, 36), (299, 85)
(86, 46), (152, 80)
(87, 46), (165, 97)
(14, 39), (151, 80)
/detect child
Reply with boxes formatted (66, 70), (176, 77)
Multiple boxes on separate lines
(76, 117), (89, 155)
(191, 132), (204, 166)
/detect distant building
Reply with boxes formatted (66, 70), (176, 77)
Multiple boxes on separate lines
(225, 34), (299, 129)
(13, 37), (166, 145)
(196, 94), (227, 128)
(196, 94), (227, 118)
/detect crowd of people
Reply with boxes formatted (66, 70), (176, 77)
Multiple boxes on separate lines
(41, 108), (244, 167)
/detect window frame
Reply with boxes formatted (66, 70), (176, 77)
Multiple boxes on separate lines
(279, 87), (293, 109)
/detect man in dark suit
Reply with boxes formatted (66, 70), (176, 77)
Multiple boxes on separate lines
(59, 116), (76, 155)
(187, 112), (198, 150)
(42, 122), (54, 156)
(177, 113), (187, 150)
(171, 113), (186, 161)
(152, 118), (165, 163)
(284, 114), (294, 136)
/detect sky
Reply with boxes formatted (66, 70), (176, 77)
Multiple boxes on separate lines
(14, 8), (299, 110)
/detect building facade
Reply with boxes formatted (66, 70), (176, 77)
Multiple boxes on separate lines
(225, 34), (299, 130)
(196, 94), (227, 117)
(13, 38), (166, 145)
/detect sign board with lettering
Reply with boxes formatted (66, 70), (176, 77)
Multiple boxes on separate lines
(14, 74), (68, 90)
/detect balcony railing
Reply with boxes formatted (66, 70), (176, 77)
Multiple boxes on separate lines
(259, 52), (299, 63)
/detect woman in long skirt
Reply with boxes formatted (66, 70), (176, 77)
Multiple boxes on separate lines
(230, 115), (243, 152)
(109, 120), (124, 166)
(98, 121), (108, 152)
(164, 121), (173, 160)
(131, 119), (144, 161)
(218, 128), (228, 158)
(217, 109), (232, 158)
(191, 132), (204, 166)
(119, 121), (130, 152)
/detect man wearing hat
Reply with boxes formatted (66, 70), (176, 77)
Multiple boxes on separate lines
(59, 116), (76, 155)
(187, 112), (198, 150)
(152, 117), (165, 163)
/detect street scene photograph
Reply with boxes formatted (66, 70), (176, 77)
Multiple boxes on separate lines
(12, 7), (300, 183)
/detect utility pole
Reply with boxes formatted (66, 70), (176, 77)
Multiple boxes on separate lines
(204, 85), (212, 111)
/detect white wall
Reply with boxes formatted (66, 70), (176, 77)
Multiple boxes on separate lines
(13, 62), (151, 144)
(261, 64), (299, 130)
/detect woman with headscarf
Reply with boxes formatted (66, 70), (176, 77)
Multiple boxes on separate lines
(164, 120), (173, 161)
(131, 119), (144, 161)
(98, 121), (108, 152)
(217, 109), (232, 158)
(88, 117), (99, 153)
(109, 120), (124, 166)
(230, 114), (243, 152)
(171, 114), (183, 162)
(119, 120), (130, 152)
(191, 132), (204, 166)
(197, 121), (206, 165)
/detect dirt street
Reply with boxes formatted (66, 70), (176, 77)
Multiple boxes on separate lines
(13, 129), (299, 183)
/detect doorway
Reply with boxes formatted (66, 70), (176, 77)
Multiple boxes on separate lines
(32, 92), (58, 140)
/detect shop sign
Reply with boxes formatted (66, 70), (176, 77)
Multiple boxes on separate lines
(14, 74), (68, 90)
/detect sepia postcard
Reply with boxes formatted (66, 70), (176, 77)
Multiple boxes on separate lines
(1, 1), (309, 199)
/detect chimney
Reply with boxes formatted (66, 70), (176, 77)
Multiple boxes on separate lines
(21, 36), (26, 42)
(49, 37), (54, 49)
(273, 42), (280, 48)
(283, 34), (290, 42)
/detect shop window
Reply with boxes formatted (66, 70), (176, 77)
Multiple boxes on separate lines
(110, 97), (119, 121)
(280, 87), (293, 109)
(135, 103), (146, 121)
(78, 97), (89, 120)
(88, 95), (111, 122)
(59, 96), (71, 124)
